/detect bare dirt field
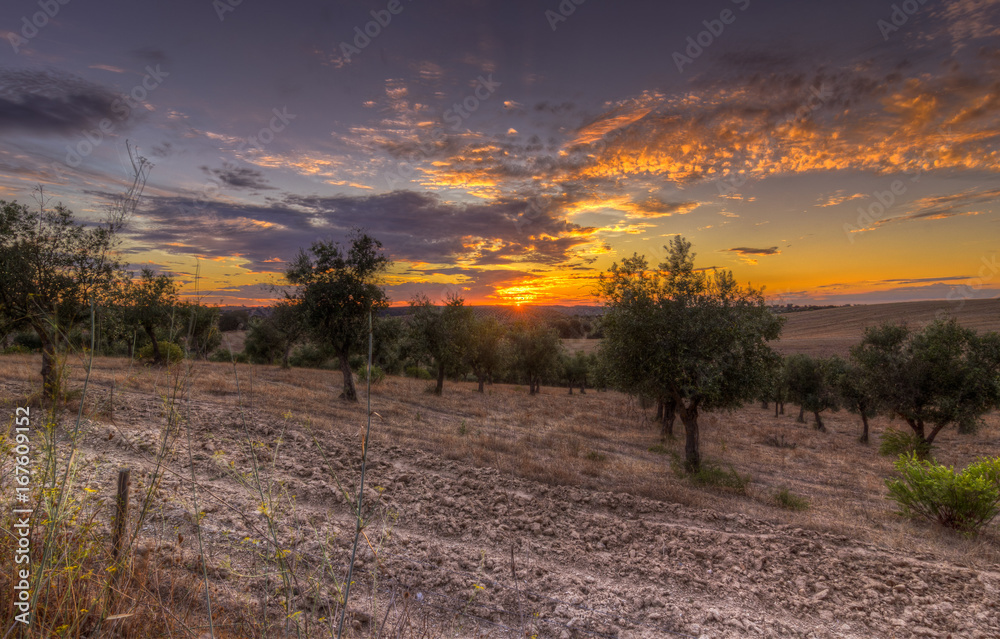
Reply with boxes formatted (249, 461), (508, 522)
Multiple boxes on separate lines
(774, 298), (1000, 357)
(2, 352), (999, 638)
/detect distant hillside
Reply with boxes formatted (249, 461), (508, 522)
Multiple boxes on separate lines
(384, 305), (603, 323)
(776, 298), (1000, 357)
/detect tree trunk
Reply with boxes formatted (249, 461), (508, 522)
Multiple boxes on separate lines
(145, 325), (162, 365)
(779, 402), (785, 415)
(579, 382), (585, 394)
(435, 362), (445, 395)
(774, 402), (779, 418)
(813, 411), (826, 432)
(679, 402), (700, 473)
(281, 341), (291, 369)
(477, 374), (485, 393)
(761, 400), (769, 409)
(338, 351), (358, 402)
(656, 400), (664, 421)
(796, 406), (805, 423)
(661, 398), (676, 441)
(859, 413), (869, 444)
(568, 384), (573, 395)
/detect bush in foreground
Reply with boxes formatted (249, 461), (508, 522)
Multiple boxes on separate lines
(879, 428), (934, 460)
(886, 453), (1000, 534)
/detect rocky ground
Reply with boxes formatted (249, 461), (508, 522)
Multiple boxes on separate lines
(12, 376), (997, 639)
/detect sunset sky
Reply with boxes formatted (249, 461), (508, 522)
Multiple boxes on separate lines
(1, 0), (998, 306)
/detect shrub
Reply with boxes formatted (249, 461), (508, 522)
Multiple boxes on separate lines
(648, 444), (670, 455)
(209, 348), (234, 363)
(137, 341), (184, 364)
(774, 488), (810, 511)
(405, 365), (433, 380)
(2, 344), (31, 355)
(289, 343), (329, 368)
(880, 428), (933, 460)
(356, 364), (386, 385)
(12, 330), (42, 351)
(671, 455), (750, 494)
(886, 454), (1000, 534)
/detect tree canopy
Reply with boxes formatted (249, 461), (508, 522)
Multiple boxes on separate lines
(598, 236), (784, 472)
(285, 231), (391, 401)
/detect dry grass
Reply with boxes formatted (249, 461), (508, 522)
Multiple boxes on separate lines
(6, 352), (999, 575)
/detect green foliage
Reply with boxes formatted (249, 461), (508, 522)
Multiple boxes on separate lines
(774, 488), (810, 511)
(355, 363), (386, 385)
(855, 319), (1000, 446)
(208, 348), (236, 363)
(138, 341), (184, 364)
(12, 330), (43, 351)
(670, 454), (751, 494)
(405, 365), (433, 380)
(464, 315), (508, 391)
(647, 444), (670, 455)
(879, 428), (934, 460)
(597, 236), (784, 472)
(784, 354), (842, 429)
(244, 316), (282, 364)
(510, 320), (562, 394)
(406, 294), (474, 394)
(886, 454), (1000, 534)
(2, 344), (31, 355)
(177, 302), (221, 358)
(0, 198), (130, 394)
(288, 342), (332, 369)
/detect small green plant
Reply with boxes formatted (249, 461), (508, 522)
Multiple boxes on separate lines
(585, 450), (607, 462)
(458, 420), (468, 436)
(774, 488), (810, 511)
(885, 453), (1000, 534)
(879, 428), (933, 460)
(404, 365), (433, 380)
(647, 443), (670, 455)
(137, 341), (185, 364)
(671, 454), (751, 494)
(357, 364), (386, 384)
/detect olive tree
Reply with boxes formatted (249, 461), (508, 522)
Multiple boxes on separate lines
(465, 315), (508, 392)
(855, 319), (1000, 447)
(406, 294), (474, 395)
(285, 232), (391, 402)
(598, 237), (783, 472)
(784, 354), (842, 431)
(125, 267), (179, 365)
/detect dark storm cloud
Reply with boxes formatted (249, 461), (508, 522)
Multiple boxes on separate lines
(201, 163), (275, 190)
(131, 190), (595, 273)
(0, 69), (124, 135)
